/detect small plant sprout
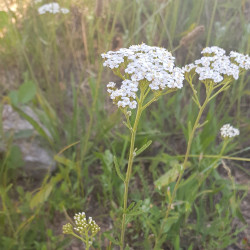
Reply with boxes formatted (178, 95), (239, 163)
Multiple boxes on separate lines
(154, 47), (250, 249)
(220, 124), (240, 139)
(62, 212), (100, 250)
(102, 43), (184, 249)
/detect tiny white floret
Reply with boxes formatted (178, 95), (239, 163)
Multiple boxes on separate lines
(220, 124), (240, 138)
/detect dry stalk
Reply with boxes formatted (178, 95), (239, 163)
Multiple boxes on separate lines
(180, 25), (205, 48)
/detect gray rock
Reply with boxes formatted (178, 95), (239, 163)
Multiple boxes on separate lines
(19, 140), (56, 178)
(1, 104), (55, 178)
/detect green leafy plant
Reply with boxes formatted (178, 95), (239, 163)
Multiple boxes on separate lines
(101, 44), (250, 249)
(1, 0), (250, 249)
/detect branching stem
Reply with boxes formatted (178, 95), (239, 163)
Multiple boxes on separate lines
(154, 84), (213, 249)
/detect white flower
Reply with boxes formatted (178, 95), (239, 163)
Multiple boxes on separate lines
(60, 8), (70, 14)
(38, 2), (69, 15)
(220, 124), (240, 138)
(230, 51), (250, 70)
(183, 46), (250, 83)
(201, 46), (226, 56)
(102, 44), (184, 109)
(73, 212), (100, 235)
(182, 63), (195, 73)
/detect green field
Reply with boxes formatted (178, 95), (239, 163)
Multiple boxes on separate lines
(0, 0), (249, 249)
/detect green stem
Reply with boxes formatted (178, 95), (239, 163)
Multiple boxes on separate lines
(187, 78), (201, 108)
(142, 89), (176, 111)
(136, 154), (250, 163)
(85, 230), (90, 250)
(154, 90), (211, 249)
(188, 154), (250, 162)
(70, 232), (86, 244)
(120, 90), (145, 249)
(208, 80), (231, 101)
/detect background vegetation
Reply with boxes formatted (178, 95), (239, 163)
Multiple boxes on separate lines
(0, 0), (249, 249)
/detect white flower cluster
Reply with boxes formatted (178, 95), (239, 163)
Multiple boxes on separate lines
(183, 46), (250, 83)
(38, 2), (69, 15)
(102, 44), (184, 109)
(230, 51), (250, 70)
(73, 212), (100, 236)
(220, 124), (240, 138)
(202, 46), (226, 56)
(107, 81), (137, 109)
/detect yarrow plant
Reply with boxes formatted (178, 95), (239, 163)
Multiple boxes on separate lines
(62, 212), (100, 250)
(101, 44), (249, 249)
(102, 43), (184, 249)
(153, 47), (249, 249)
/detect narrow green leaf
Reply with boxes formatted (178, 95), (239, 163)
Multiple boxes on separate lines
(126, 202), (135, 213)
(29, 174), (62, 210)
(30, 183), (53, 209)
(162, 215), (178, 234)
(135, 140), (152, 156)
(54, 155), (76, 170)
(127, 210), (144, 217)
(11, 106), (53, 145)
(114, 156), (125, 181)
(126, 200), (144, 216)
(130, 200), (143, 213)
(154, 163), (181, 189)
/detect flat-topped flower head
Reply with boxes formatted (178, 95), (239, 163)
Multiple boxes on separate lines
(183, 46), (250, 84)
(220, 124), (240, 139)
(229, 51), (250, 70)
(73, 212), (100, 236)
(102, 43), (184, 110)
(201, 46), (226, 57)
(62, 212), (100, 238)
